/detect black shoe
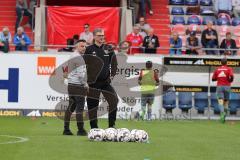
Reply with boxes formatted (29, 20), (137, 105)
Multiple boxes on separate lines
(63, 130), (74, 135)
(77, 129), (87, 136)
(109, 125), (116, 129)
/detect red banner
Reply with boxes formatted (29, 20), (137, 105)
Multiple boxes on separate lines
(47, 7), (120, 45)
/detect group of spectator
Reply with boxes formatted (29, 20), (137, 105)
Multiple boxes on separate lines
(125, 17), (160, 54)
(0, 26), (32, 53)
(214, 0), (240, 18)
(170, 21), (238, 55)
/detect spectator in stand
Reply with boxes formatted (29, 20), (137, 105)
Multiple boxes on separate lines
(13, 26), (32, 51)
(73, 34), (79, 45)
(201, 21), (219, 55)
(141, 0), (154, 17)
(58, 38), (74, 52)
(0, 27), (12, 53)
(125, 25), (143, 54)
(130, 0), (141, 24)
(220, 32), (237, 55)
(79, 24), (93, 45)
(143, 28), (159, 54)
(15, 0), (33, 33)
(186, 31), (202, 55)
(136, 17), (151, 39)
(232, 0), (240, 18)
(169, 32), (182, 55)
(214, 0), (232, 14)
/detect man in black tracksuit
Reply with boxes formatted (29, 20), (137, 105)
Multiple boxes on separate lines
(85, 28), (118, 129)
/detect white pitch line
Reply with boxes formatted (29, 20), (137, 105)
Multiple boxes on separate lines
(0, 135), (29, 144)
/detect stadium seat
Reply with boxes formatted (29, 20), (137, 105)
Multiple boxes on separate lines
(202, 16), (216, 25)
(200, 0), (212, 6)
(170, 0), (184, 5)
(233, 26), (240, 37)
(210, 93), (220, 114)
(187, 16), (201, 25)
(171, 7), (184, 15)
(172, 16), (185, 25)
(172, 24), (186, 35)
(187, 24), (201, 34)
(229, 93), (240, 114)
(185, 0), (198, 6)
(217, 18), (231, 26)
(163, 92), (177, 112)
(236, 38), (240, 48)
(194, 92), (208, 114)
(232, 18), (240, 26)
(178, 92), (193, 111)
(179, 35), (187, 49)
(217, 25), (231, 36)
(200, 8), (215, 15)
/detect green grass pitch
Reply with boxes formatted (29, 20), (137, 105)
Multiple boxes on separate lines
(0, 117), (240, 160)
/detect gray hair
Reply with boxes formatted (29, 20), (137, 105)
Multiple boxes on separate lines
(93, 28), (104, 36)
(17, 26), (24, 32)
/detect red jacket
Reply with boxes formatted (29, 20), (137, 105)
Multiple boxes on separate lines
(212, 65), (234, 86)
(125, 33), (143, 54)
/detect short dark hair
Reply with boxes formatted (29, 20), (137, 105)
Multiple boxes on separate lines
(73, 34), (79, 40)
(221, 58), (227, 65)
(146, 61), (152, 69)
(84, 23), (90, 27)
(75, 39), (86, 44)
(93, 28), (104, 36)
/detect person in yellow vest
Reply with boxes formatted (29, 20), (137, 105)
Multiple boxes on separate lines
(138, 61), (159, 120)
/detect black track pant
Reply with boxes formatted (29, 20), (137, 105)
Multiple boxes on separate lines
(64, 84), (86, 131)
(87, 81), (118, 129)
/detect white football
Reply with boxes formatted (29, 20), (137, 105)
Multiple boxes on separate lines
(105, 128), (117, 141)
(135, 130), (149, 143)
(130, 129), (138, 142)
(116, 128), (131, 142)
(88, 128), (105, 141)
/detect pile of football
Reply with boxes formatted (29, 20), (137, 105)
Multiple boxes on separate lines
(88, 128), (149, 143)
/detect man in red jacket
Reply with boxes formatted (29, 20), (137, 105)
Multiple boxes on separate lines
(212, 58), (234, 123)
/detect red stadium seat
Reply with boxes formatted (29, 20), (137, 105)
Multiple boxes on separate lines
(172, 24), (185, 36)
(232, 26), (240, 37)
(216, 25), (232, 36)
(235, 38), (240, 48)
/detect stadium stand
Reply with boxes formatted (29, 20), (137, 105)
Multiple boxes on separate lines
(0, 0), (35, 51)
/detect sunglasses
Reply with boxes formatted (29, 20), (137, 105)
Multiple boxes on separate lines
(96, 35), (105, 37)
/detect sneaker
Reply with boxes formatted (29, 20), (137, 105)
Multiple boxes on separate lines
(77, 129), (87, 136)
(63, 130), (74, 135)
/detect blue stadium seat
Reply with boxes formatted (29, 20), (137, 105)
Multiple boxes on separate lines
(217, 18), (231, 26)
(202, 16), (216, 25)
(185, 0), (198, 6)
(172, 16), (185, 25)
(232, 18), (240, 26)
(200, 8), (215, 15)
(178, 92), (192, 111)
(211, 93), (220, 114)
(194, 92), (208, 114)
(229, 93), (240, 114)
(187, 16), (201, 25)
(163, 92), (177, 111)
(171, 7), (184, 15)
(170, 0), (184, 5)
(200, 0), (212, 6)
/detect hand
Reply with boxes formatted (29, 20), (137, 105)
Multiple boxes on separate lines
(0, 42), (4, 47)
(148, 43), (154, 48)
(84, 84), (89, 94)
(20, 40), (26, 45)
(63, 72), (68, 79)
